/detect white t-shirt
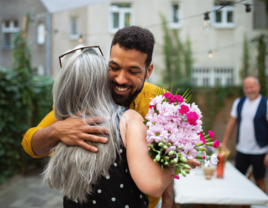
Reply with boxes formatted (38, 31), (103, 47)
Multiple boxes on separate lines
(230, 95), (268, 154)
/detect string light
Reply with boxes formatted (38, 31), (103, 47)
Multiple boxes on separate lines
(213, 50), (218, 55)
(78, 34), (83, 43)
(245, 4), (251, 12)
(203, 12), (211, 31)
(208, 51), (213, 58)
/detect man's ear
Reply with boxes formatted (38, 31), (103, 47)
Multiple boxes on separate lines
(145, 64), (154, 79)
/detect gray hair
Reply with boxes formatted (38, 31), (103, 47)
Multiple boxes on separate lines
(43, 45), (125, 203)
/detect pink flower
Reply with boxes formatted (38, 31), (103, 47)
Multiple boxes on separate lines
(187, 112), (199, 126)
(213, 140), (219, 148)
(208, 130), (214, 139)
(172, 175), (180, 179)
(149, 95), (164, 105)
(149, 105), (155, 109)
(202, 156), (206, 159)
(179, 105), (190, 114)
(163, 92), (173, 99)
(175, 95), (184, 103)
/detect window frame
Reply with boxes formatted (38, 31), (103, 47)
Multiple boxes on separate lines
(69, 16), (80, 40)
(109, 4), (132, 34)
(169, 2), (182, 29)
(213, 5), (235, 29)
(2, 20), (19, 50)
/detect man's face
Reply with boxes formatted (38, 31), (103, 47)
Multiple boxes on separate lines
(109, 44), (153, 107)
(243, 78), (261, 100)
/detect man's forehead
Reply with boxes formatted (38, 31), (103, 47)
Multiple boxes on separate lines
(109, 45), (147, 69)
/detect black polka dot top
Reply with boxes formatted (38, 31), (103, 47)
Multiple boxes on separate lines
(63, 109), (149, 208)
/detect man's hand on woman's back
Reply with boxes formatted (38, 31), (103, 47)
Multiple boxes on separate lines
(31, 116), (110, 156)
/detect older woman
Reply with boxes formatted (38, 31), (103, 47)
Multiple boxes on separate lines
(43, 45), (174, 208)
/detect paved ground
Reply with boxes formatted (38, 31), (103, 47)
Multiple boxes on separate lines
(0, 161), (267, 208)
(0, 168), (63, 208)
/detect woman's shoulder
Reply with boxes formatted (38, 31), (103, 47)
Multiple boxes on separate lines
(122, 109), (144, 123)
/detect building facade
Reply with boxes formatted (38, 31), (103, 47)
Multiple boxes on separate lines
(0, 0), (48, 75)
(50, 0), (268, 86)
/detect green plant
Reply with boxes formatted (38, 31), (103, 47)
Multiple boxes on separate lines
(240, 33), (250, 80)
(160, 14), (193, 89)
(252, 34), (268, 97)
(0, 24), (53, 184)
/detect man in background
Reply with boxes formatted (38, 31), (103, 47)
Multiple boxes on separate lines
(222, 76), (268, 193)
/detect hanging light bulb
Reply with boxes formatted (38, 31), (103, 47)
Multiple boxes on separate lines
(203, 12), (211, 31)
(208, 51), (213, 59)
(78, 34), (83, 43)
(213, 50), (218, 55)
(245, 4), (251, 13)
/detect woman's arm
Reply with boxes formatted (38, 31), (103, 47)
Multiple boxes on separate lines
(120, 110), (174, 198)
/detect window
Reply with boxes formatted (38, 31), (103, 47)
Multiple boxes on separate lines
(69, 17), (79, 39)
(170, 3), (182, 28)
(192, 67), (234, 86)
(110, 3), (132, 33)
(37, 23), (45, 45)
(213, 3), (235, 28)
(2, 20), (19, 50)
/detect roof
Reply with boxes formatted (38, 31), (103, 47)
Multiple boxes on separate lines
(40, 0), (111, 13)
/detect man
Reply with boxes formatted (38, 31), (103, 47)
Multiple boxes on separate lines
(222, 76), (268, 193)
(22, 26), (200, 208)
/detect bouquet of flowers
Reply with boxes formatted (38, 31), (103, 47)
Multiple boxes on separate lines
(145, 90), (219, 179)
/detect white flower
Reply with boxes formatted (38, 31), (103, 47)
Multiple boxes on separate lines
(204, 160), (212, 167)
(210, 153), (218, 165)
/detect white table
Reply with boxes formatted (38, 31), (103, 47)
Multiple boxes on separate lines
(174, 162), (268, 206)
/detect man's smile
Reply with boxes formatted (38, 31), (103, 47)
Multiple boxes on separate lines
(115, 86), (128, 92)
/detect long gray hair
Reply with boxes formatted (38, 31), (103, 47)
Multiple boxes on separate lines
(43, 45), (125, 203)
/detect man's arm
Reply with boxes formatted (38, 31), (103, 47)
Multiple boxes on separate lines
(222, 116), (237, 150)
(22, 110), (110, 157)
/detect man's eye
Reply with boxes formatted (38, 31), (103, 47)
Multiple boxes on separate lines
(110, 66), (119, 71)
(129, 71), (139, 75)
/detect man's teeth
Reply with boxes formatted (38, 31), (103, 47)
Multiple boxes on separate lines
(116, 86), (128, 92)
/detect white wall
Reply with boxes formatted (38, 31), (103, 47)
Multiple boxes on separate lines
(51, 0), (268, 85)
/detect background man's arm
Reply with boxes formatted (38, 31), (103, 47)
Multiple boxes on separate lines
(22, 110), (110, 157)
(222, 116), (237, 150)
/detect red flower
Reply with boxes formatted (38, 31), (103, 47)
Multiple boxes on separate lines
(208, 130), (214, 138)
(198, 132), (205, 144)
(187, 112), (199, 126)
(172, 175), (180, 179)
(163, 92), (173, 99)
(179, 105), (190, 114)
(175, 95), (184, 103)
(149, 105), (155, 109)
(213, 140), (219, 148)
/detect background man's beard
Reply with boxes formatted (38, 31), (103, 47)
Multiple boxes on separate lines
(111, 82), (144, 107)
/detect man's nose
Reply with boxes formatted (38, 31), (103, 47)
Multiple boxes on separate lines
(115, 70), (128, 85)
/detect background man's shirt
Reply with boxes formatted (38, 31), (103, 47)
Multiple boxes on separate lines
(230, 96), (268, 154)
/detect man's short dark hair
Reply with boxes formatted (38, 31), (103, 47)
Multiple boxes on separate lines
(111, 26), (155, 68)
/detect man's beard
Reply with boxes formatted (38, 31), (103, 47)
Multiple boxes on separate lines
(111, 81), (144, 107)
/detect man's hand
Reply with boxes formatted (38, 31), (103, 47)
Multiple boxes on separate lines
(54, 117), (110, 152)
(186, 159), (201, 169)
(264, 153), (268, 167)
(31, 116), (110, 156)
